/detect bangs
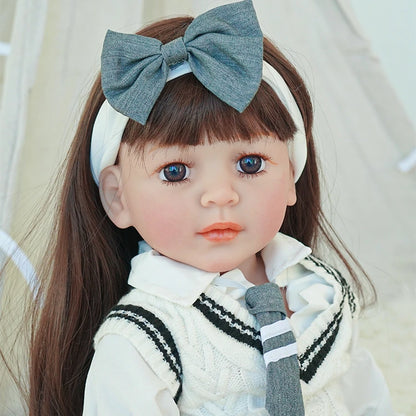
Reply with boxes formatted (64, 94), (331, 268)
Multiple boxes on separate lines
(121, 72), (297, 151)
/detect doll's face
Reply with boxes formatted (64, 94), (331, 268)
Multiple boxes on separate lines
(112, 136), (296, 274)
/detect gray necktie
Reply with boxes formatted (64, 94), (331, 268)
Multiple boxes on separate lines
(246, 283), (305, 416)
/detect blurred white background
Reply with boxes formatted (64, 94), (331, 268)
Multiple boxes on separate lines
(351, 0), (416, 132)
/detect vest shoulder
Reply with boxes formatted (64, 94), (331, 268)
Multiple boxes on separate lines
(94, 301), (183, 401)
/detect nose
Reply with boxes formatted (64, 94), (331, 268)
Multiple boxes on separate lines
(200, 180), (240, 208)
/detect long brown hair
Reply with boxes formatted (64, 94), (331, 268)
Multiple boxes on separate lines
(27, 16), (374, 416)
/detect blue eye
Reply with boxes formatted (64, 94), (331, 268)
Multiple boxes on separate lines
(237, 155), (265, 174)
(159, 163), (190, 182)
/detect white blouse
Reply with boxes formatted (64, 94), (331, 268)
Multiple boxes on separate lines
(82, 233), (395, 415)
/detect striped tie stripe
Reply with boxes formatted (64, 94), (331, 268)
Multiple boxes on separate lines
(263, 342), (298, 367)
(260, 317), (292, 341)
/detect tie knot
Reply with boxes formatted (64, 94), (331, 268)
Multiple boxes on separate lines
(161, 37), (188, 67)
(245, 283), (286, 315)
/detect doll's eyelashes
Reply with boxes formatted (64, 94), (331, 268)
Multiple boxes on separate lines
(236, 155), (266, 175)
(159, 163), (190, 183)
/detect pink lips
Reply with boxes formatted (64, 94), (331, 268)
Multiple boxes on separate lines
(198, 222), (243, 242)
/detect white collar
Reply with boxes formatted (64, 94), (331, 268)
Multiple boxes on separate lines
(128, 232), (311, 306)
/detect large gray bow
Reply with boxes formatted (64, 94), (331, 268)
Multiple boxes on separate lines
(101, 0), (263, 125)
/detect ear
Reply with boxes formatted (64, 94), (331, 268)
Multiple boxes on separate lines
(99, 166), (133, 229)
(287, 162), (297, 207)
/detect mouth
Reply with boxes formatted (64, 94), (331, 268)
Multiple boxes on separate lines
(198, 222), (243, 242)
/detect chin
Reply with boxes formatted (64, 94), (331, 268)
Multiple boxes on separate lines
(196, 260), (240, 274)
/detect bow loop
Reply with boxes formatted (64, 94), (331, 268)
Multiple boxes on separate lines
(161, 37), (188, 67)
(101, 0), (263, 125)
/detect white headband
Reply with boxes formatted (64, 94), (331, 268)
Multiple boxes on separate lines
(90, 61), (307, 184)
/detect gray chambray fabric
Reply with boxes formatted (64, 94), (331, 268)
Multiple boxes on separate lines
(246, 282), (305, 416)
(100, 0), (263, 125)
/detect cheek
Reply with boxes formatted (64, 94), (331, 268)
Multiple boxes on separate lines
(251, 183), (290, 231)
(134, 190), (186, 249)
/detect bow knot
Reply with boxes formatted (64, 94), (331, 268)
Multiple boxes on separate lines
(161, 37), (188, 67)
(245, 283), (286, 315)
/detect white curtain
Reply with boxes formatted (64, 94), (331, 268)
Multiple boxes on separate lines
(0, 0), (47, 232)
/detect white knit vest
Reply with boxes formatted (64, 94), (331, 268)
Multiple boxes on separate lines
(94, 254), (359, 415)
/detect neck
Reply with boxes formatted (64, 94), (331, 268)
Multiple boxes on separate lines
(238, 253), (269, 286)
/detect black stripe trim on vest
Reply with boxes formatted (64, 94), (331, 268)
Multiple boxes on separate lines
(192, 293), (262, 352)
(106, 304), (182, 401)
(298, 307), (343, 383)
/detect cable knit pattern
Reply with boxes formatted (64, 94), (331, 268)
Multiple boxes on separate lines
(94, 254), (358, 415)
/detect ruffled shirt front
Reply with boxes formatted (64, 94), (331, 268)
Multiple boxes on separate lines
(83, 233), (395, 416)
